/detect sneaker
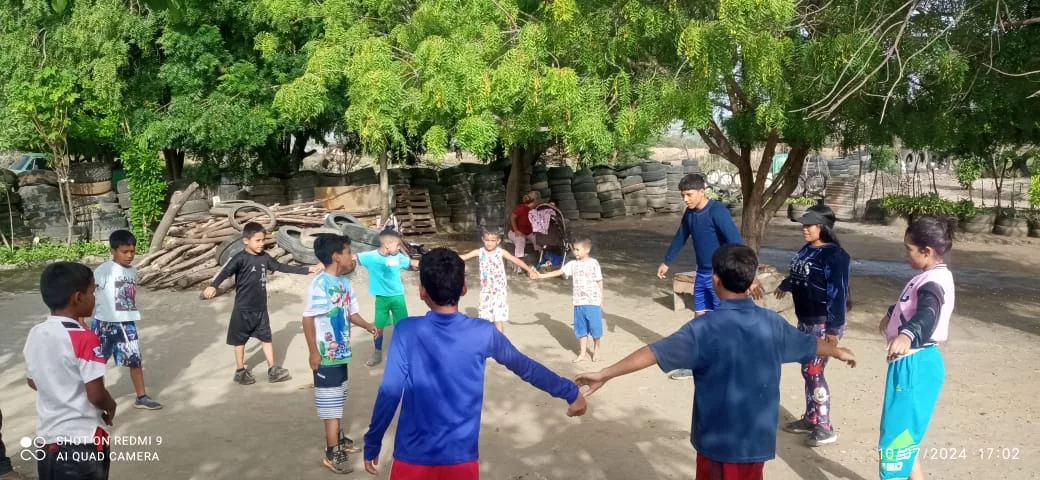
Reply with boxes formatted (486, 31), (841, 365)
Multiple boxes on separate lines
(365, 350), (383, 367)
(807, 425), (838, 446)
(338, 430), (360, 454)
(234, 369), (256, 385)
(134, 395), (163, 410)
(268, 365), (291, 383)
(667, 369), (693, 380)
(323, 446), (353, 474)
(783, 417), (814, 434)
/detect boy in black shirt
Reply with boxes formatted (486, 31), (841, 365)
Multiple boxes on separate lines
(205, 222), (321, 385)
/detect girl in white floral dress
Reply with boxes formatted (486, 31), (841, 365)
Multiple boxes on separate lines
(459, 230), (540, 333)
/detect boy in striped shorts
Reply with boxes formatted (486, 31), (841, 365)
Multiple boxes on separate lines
(303, 234), (378, 474)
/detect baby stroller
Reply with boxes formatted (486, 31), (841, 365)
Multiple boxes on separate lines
(530, 203), (571, 271)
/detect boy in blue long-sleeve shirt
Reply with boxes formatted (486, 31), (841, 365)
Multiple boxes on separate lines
(656, 174), (762, 379)
(362, 248), (587, 479)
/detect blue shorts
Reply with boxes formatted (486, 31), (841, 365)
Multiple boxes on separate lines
(91, 319), (142, 368)
(573, 305), (603, 339)
(878, 346), (945, 479)
(693, 271), (720, 312)
(314, 364), (349, 420)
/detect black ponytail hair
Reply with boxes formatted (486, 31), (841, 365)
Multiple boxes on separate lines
(905, 215), (957, 259)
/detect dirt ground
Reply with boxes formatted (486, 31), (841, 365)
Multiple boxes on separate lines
(1, 216), (1039, 480)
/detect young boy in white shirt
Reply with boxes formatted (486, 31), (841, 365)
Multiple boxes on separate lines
(91, 230), (162, 410)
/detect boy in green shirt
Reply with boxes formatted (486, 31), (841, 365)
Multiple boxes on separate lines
(357, 229), (419, 366)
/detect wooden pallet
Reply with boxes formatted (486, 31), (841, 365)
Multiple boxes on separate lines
(393, 188), (438, 235)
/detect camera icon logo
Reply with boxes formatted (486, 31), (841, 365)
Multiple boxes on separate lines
(18, 436), (47, 461)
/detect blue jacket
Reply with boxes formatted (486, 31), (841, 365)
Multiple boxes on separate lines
(663, 200), (744, 273)
(779, 243), (851, 334)
(363, 311), (579, 465)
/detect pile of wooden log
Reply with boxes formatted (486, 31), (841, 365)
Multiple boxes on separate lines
(135, 182), (333, 290)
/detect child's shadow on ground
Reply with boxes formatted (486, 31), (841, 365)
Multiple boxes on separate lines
(246, 320), (300, 373)
(530, 312), (578, 354)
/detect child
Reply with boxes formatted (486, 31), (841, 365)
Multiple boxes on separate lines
(24, 262), (118, 480)
(204, 221), (321, 385)
(362, 248), (586, 479)
(877, 216), (956, 480)
(303, 234), (379, 474)
(657, 173), (763, 380)
(91, 230), (162, 410)
(458, 229), (539, 333)
(776, 205), (851, 446)
(356, 229), (419, 367)
(575, 244), (856, 479)
(539, 236), (604, 362)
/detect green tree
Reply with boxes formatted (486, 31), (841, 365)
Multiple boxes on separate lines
(274, 0), (684, 221)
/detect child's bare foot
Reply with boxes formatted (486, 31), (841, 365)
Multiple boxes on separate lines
(572, 354), (589, 363)
(590, 351), (598, 362)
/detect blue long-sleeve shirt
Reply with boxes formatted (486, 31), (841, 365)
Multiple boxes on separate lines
(363, 311), (579, 465)
(778, 243), (851, 334)
(663, 200), (744, 273)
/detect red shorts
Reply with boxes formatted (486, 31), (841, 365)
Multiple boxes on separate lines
(696, 453), (764, 480)
(390, 459), (479, 480)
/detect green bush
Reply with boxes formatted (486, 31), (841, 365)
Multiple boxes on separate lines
(0, 241), (110, 266)
(953, 199), (978, 219)
(1029, 174), (1040, 209)
(880, 194), (959, 217)
(785, 197), (817, 206)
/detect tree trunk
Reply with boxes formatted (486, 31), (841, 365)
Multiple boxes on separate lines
(163, 149), (185, 180)
(378, 151), (390, 224)
(742, 146), (810, 253)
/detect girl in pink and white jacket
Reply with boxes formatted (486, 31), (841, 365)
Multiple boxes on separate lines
(877, 216), (957, 480)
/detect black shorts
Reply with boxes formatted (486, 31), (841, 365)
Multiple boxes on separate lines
(38, 443), (110, 480)
(227, 309), (272, 345)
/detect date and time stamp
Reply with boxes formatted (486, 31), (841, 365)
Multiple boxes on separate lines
(920, 446), (1022, 461)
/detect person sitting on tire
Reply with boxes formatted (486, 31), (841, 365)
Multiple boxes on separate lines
(357, 229), (420, 367)
(204, 222), (322, 385)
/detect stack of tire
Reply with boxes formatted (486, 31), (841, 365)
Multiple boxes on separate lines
(246, 177), (288, 206)
(547, 167), (579, 221)
(411, 168), (449, 231)
(571, 168), (600, 220)
(318, 172), (348, 187)
(349, 167), (378, 186)
(442, 167), (476, 233)
(388, 168), (412, 190)
(616, 164), (648, 216)
(530, 164), (551, 202)
(665, 163), (685, 213)
(216, 174), (249, 201)
(18, 170), (80, 241)
(593, 167), (625, 218)
(0, 170), (31, 240)
(286, 171), (320, 204)
(68, 163), (127, 242)
(640, 161), (669, 214)
(472, 168), (507, 233)
(116, 179), (131, 211)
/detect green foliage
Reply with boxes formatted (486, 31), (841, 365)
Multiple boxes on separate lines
(869, 146), (896, 172)
(121, 138), (166, 248)
(0, 241), (110, 266)
(785, 197), (817, 206)
(880, 194), (959, 217)
(1030, 175), (1040, 210)
(953, 199), (978, 219)
(955, 157), (984, 190)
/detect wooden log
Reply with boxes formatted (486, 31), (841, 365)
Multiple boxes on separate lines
(150, 244), (194, 269)
(150, 182), (199, 252)
(172, 235), (234, 245)
(168, 264), (220, 289)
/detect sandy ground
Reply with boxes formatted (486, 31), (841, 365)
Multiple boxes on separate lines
(1, 216), (1039, 480)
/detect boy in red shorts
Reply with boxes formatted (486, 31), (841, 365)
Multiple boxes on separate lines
(362, 248), (586, 479)
(577, 244), (857, 479)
